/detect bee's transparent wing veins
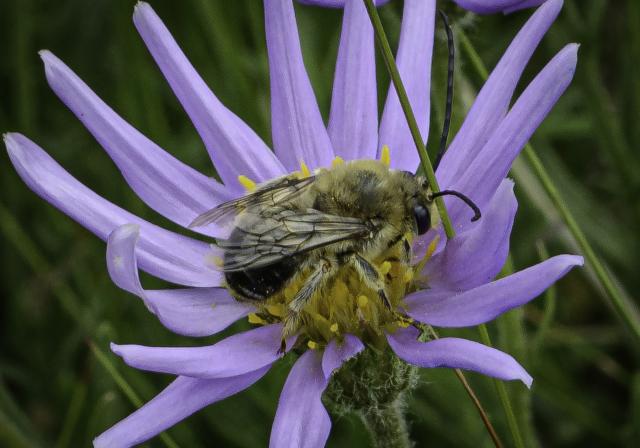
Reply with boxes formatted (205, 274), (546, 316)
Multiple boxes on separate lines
(189, 175), (316, 228)
(218, 208), (370, 272)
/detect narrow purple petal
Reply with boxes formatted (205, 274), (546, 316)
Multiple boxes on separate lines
(378, 0), (435, 171)
(112, 324), (290, 379)
(327, 0), (378, 160)
(134, 2), (286, 188)
(437, 0), (563, 188)
(270, 349), (331, 448)
(264, 0), (335, 171)
(322, 334), (365, 379)
(452, 0), (546, 14)
(407, 254), (584, 327)
(387, 327), (533, 387)
(107, 225), (252, 337)
(447, 44), (578, 223)
(39, 50), (232, 237)
(296, 0), (391, 7)
(5, 133), (217, 287)
(93, 367), (269, 448)
(426, 179), (517, 291)
(146, 289), (251, 338)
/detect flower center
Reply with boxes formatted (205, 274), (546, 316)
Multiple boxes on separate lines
(229, 149), (438, 350)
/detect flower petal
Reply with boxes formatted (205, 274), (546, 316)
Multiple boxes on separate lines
(93, 367), (269, 448)
(378, 0), (435, 171)
(322, 334), (365, 379)
(39, 50), (232, 237)
(112, 324), (291, 379)
(264, 0), (335, 171)
(426, 179), (517, 291)
(107, 224), (252, 337)
(407, 254), (584, 327)
(451, 0), (546, 14)
(387, 327), (532, 387)
(296, 0), (391, 7)
(448, 43), (578, 223)
(5, 133), (216, 287)
(327, 0), (378, 160)
(437, 0), (563, 188)
(270, 349), (331, 448)
(133, 2), (286, 188)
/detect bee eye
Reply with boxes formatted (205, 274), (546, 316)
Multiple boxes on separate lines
(413, 205), (430, 235)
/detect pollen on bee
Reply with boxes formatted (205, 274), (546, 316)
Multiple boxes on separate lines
(357, 295), (369, 308)
(298, 161), (311, 178)
(238, 175), (257, 191)
(403, 269), (414, 283)
(380, 144), (391, 167)
(307, 340), (318, 350)
(330, 323), (339, 333)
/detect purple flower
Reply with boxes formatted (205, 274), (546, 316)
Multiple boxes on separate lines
(4, 0), (582, 446)
(298, 0), (547, 14)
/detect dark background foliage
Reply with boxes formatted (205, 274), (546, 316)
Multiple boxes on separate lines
(0, 0), (638, 446)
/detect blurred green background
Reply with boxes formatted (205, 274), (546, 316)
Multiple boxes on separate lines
(0, 0), (638, 446)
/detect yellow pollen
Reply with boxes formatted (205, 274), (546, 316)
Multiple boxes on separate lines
(248, 313), (266, 324)
(238, 175), (256, 191)
(357, 295), (369, 308)
(380, 145), (391, 167)
(299, 161), (311, 178)
(266, 303), (285, 317)
(331, 156), (344, 168)
(330, 323), (339, 333)
(307, 340), (318, 350)
(403, 269), (414, 283)
(379, 261), (392, 275)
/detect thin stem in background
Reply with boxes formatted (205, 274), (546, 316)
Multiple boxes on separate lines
(362, 0), (455, 239)
(362, 2), (505, 445)
(458, 27), (640, 347)
(0, 203), (180, 448)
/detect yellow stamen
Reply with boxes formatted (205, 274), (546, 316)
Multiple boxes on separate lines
(379, 261), (392, 275)
(248, 313), (265, 324)
(299, 161), (311, 178)
(357, 295), (369, 308)
(238, 175), (256, 191)
(330, 323), (339, 333)
(331, 156), (344, 168)
(307, 340), (318, 350)
(426, 235), (440, 258)
(380, 145), (391, 167)
(266, 304), (285, 317)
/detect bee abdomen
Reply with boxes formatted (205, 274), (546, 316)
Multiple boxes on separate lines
(225, 258), (298, 301)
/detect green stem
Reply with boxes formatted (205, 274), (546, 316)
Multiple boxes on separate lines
(478, 325), (525, 448)
(458, 28), (640, 346)
(362, 0), (455, 239)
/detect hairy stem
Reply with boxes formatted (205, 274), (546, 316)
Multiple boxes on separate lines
(360, 401), (411, 448)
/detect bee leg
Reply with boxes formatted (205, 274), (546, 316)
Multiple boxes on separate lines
(350, 254), (393, 310)
(280, 260), (336, 352)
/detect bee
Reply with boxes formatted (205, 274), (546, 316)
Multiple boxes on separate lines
(190, 11), (480, 350)
(190, 160), (480, 350)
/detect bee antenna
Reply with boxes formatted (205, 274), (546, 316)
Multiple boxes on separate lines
(434, 10), (454, 171)
(430, 190), (481, 222)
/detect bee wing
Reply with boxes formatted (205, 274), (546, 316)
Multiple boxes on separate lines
(189, 175), (316, 229)
(217, 208), (369, 272)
